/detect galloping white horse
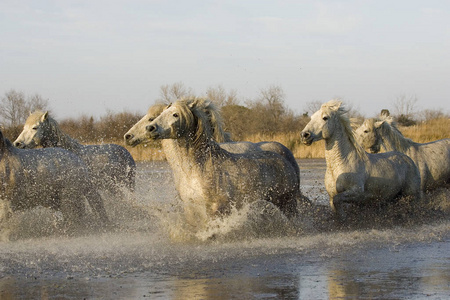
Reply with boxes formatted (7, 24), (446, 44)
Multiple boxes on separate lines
(14, 111), (136, 195)
(125, 98), (301, 229)
(0, 130), (109, 239)
(124, 100), (301, 181)
(300, 100), (422, 218)
(355, 116), (450, 191)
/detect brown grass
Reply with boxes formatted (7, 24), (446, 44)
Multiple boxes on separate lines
(117, 118), (449, 161)
(399, 118), (450, 143)
(242, 132), (325, 159)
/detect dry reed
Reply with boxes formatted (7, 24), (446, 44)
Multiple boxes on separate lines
(115, 118), (449, 161)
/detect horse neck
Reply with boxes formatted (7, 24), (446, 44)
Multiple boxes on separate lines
(161, 134), (218, 175)
(324, 122), (366, 172)
(45, 121), (82, 152)
(161, 139), (187, 171)
(379, 123), (413, 153)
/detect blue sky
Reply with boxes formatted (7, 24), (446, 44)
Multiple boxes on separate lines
(1, 0), (449, 119)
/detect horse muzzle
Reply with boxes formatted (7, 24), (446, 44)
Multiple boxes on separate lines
(14, 140), (33, 149)
(14, 141), (25, 148)
(145, 124), (162, 139)
(124, 133), (140, 147)
(300, 131), (314, 145)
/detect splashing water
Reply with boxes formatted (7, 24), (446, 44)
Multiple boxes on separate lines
(0, 159), (449, 299)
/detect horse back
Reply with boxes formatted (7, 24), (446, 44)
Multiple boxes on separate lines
(79, 144), (134, 164)
(2, 147), (90, 210)
(412, 138), (450, 189)
(219, 141), (300, 184)
(220, 149), (299, 195)
(366, 151), (421, 198)
(77, 143), (136, 190)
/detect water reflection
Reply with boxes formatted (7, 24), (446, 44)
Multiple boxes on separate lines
(1, 241), (449, 300)
(324, 242), (450, 299)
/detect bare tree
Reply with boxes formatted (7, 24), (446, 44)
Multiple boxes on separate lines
(0, 90), (28, 127)
(206, 85), (239, 107)
(27, 93), (50, 112)
(0, 90), (51, 137)
(393, 94), (418, 118)
(417, 109), (448, 121)
(158, 82), (194, 103)
(304, 100), (323, 116)
(258, 85), (286, 124)
(393, 94), (418, 126)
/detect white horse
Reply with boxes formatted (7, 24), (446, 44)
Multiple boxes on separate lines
(356, 116), (450, 191)
(300, 100), (422, 218)
(124, 100), (301, 181)
(0, 130), (109, 239)
(125, 98), (301, 229)
(14, 111), (136, 196)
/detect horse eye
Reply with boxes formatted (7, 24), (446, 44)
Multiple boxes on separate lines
(364, 130), (369, 133)
(148, 118), (154, 122)
(322, 116), (329, 121)
(173, 113), (179, 118)
(32, 126), (39, 130)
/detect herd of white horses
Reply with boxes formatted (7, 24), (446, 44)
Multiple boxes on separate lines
(1, 98), (449, 240)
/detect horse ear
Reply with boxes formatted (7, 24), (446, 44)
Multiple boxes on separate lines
(380, 109), (390, 117)
(374, 120), (384, 128)
(350, 118), (361, 130)
(41, 111), (49, 122)
(187, 99), (198, 109)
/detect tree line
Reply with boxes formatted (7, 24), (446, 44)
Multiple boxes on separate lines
(1, 85), (448, 146)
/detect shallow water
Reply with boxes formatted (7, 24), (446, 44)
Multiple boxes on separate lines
(0, 159), (449, 299)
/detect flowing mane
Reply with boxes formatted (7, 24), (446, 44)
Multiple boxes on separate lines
(182, 97), (227, 143)
(378, 117), (414, 152)
(321, 100), (367, 160)
(171, 98), (225, 150)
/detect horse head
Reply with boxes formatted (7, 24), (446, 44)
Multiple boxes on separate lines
(145, 99), (214, 145)
(124, 103), (167, 147)
(14, 110), (50, 148)
(301, 100), (344, 145)
(125, 98), (225, 147)
(145, 101), (194, 140)
(355, 119), (384, 153)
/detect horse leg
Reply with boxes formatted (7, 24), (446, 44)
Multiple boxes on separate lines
(125, 164), (136, 193)
(0, 200), (13, 241)
(85, 188), (110, 226)
(332, 187), (368, 221)
(59, 189), (86, 234)
(273, 191), (299, 218)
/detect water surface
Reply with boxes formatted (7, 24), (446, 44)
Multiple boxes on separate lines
(0, 159), (449, 299)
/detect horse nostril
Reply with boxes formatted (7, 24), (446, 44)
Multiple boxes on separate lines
(14, 141), (22, 147)
(146, 125), (156, 132)
(124, 134), (133, 140)
(301, 132), (310, 139)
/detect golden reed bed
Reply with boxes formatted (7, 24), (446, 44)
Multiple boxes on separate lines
(122, 118), (450, 161)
